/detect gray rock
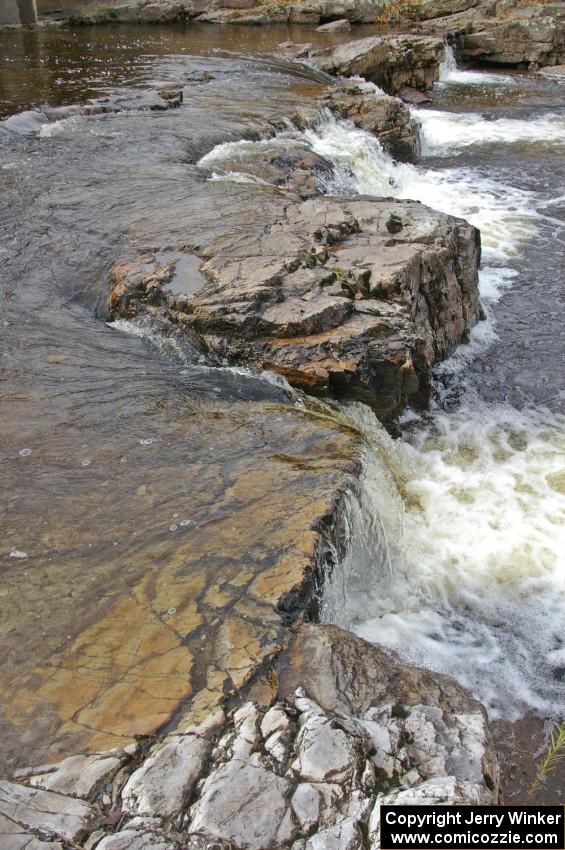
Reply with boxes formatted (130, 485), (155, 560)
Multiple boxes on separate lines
(316, 18), (351, 31)
(322, 84), (420, 162)
(95, 830), (176, 850)
(291, 783), (322, 832)
(261, 705), (290, 739)
(0, 812), (64, 850)
(29, 752), (122, 799)
(293, 716), (360, 783)
(307, 35), (445, 94)
(189, 759), (292, 849)
(121, 734), (210, 817)
(538, 63), (565, 78)
(305, 817), (364, 850)
(0, 780), (96, 844)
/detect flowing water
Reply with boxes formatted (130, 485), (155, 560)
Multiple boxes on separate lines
(319, 54), (565, 725)
(0, 25), (564, 784)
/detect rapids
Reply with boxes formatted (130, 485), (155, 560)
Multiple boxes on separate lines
(317, 58), (565, 721)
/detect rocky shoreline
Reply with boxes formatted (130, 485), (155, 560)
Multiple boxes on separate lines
(1, 626), (499, 850)
(0, 34), (501, 849)
(24, 0), (564, 73)
(3, 5), (557, 845)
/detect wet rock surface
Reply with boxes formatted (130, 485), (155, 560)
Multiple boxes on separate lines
(3, 625), (499, 849)
(409, 0), (565, 68)
(457, 6), (565, 68)
(108, 196), (480, 420)
(322, 84), (420, 162)
(0, 23), (498, 846)
(305, 34), (445, 94)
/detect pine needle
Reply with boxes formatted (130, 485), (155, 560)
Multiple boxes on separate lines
(528, 722), (565, 799)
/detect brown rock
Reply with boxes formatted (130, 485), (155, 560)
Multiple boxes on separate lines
(306, 34), (445, 94)
(397, 86), (433, 105)
(107, 197), (480, 421)
(323, 84), (420, 162)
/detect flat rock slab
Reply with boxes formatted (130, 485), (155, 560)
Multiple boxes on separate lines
(0, 780), (96, 843)
(538, 63), (565, 77)
(0, 813), (64, 850)
(108, 196), (480, 420)
(189, 759), (293, 849)
(29, 751), (124, 799)
(316, 18), (351, 31)
(121, 734), (211, 816)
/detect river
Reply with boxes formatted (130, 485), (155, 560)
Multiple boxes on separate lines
(0, 24), (563, 798)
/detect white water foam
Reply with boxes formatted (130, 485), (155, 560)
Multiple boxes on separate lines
(438, 43), (516, 86)
(305, 113), (539, 264)
(417, 109), (565, 157)
(321, 401), (565, 719)
(311, 71), (565, 718)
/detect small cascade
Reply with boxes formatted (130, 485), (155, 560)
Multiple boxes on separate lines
(438, 39), (515, 85)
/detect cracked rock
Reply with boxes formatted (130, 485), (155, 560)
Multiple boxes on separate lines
(0, 780), (96, 844)
(29, 752), (123, 800)
(305, 817), (364, 850)
(94, 830), (177, 849)
(189, 759), (292, 850)
(121, 734), (210, 817)
(292, 716), (360, 783)
(0, 812), (64, 850)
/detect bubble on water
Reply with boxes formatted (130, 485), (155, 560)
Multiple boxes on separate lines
(180, 519), (192, 527)
(81, 459), (91, 467)
(169, 524), (178, 532)
(19, 449), (32, 457)
(167, 607), (177, 615)
(139, 438), (157, 446)
(9, 548), (28, 559)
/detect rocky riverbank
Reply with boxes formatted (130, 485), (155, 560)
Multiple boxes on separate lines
(35, 0), (564, 72)
(0, 625), (499, 850)
(0, 13), (530, 847)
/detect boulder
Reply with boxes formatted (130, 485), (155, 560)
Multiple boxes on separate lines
(107, 196), (480, 421)
(306, 35), (445, 94)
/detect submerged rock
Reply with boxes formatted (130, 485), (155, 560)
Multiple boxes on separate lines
(108, 196), (480, 421)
